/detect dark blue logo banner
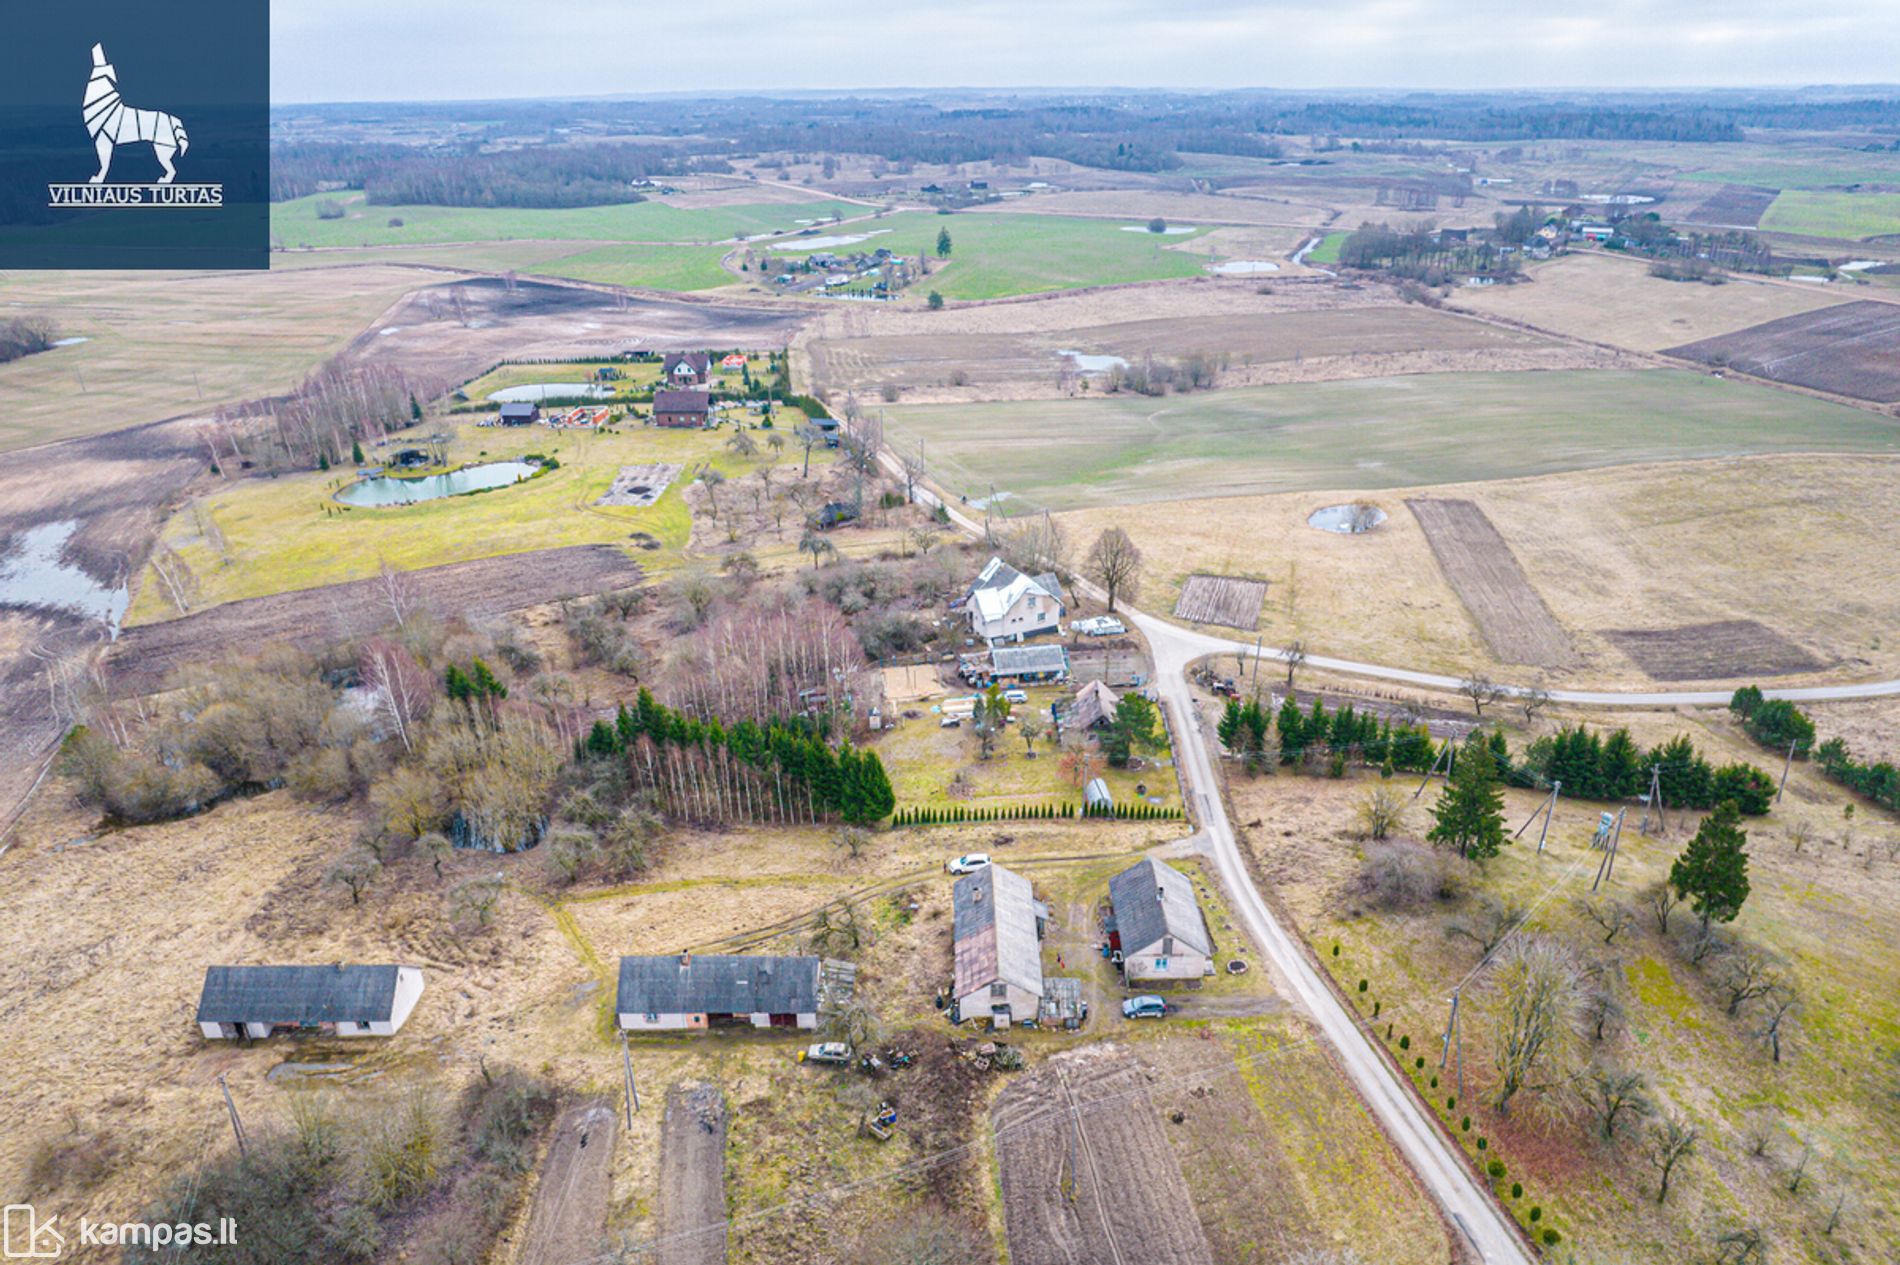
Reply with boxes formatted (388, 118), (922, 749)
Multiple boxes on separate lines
(0, 3), (267, 268)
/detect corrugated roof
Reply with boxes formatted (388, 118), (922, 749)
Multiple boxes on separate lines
(196, 965), (403, 1026)
(991, 645), (1070, 677)
(1108, 859), (1212, 958)
(615, 954), (820, 1016)
(952, 864), (1043, 999)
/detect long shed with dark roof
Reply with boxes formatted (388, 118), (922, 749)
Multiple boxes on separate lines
(196, 964), (425, 1040)
(616, 952), (823, 1032)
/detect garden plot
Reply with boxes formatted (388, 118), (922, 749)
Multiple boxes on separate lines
(110, 544), (641, 689)
(657, 1083), (728, 1265)
(518, 1100), (618, 1265)
(1666, 299), (1900, 403)
(1406, 498), (1575, 669)
(598, 463), (683, 508)
(1682, 184), (1779, 228)
(1604, 620), (1827, 681)
(992, 1043), (1214, 1265)
(1173, 575), (1269, 630)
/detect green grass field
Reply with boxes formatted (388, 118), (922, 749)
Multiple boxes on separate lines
(270, 192), (864, 249)
(766, 211), (1216, 299)
(882, 370), (1900, 511)
(1760, 190), (1900, 241)
(1305, 231), (1348, 264)
(526, 242), (738, 292)
(126, 414), (801, 624)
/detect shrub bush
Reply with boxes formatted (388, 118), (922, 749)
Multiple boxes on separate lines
(1399, 1035), (1411, 1051)
(1511, 1182), (1522, 1199)
(1486, 1159), (1506, 1179)
(1528, 1206), (1542, 1222)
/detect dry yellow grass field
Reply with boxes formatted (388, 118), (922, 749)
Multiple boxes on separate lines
(1219, 703), (1900, 1265)
(1060, 453), (1900, 688)
(1455, 252), (1853, 352)
(0, 267), (439, 450)
(965, 188), (1332, 227)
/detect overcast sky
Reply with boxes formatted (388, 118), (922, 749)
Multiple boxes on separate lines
(271, 0), (1900, 103)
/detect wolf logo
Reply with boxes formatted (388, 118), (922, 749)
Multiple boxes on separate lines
(83, 43), (189, 184)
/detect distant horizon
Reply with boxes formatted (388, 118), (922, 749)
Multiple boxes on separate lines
(270, 0), (1900, 107)
(269, 82), (1900, 109)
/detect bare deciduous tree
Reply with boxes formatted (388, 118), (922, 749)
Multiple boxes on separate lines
(1083, 527), (1142, 612)
(1284, 639), (1307, 687)
(1717, 951), (1783, 1018)
(449, 873), (505, 928)
(1575, 896), (1635, 945)
(326, 849), (381, 905)
(1755, 985), (1798, 1063)
(1645, 1113), (1698, 1204)
(1460, 673), (1502, 717)
(1579, 1064), (1653, 1142)
(1357, 784), (1407, 841)
(377, 559), (423, 630)
(1480, 937), (1585, 1116)
(1647, 881), (1680, 934)
(1447, 893), (1527, 959)
(360, 637), (433, 753)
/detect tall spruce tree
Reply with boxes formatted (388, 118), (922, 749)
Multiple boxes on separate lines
(1670, 800), (1751, 929)
(1428, 736), (1508, 861)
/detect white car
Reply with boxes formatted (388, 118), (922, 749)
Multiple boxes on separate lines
(803, 1042), (852, 1065)
(1075, 616), (1126, 637)
(946, 853), (991, 875)
(1003, 688), (1028, 704)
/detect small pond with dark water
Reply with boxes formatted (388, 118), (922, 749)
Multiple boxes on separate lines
(1307, 503), (1387, 534)
(336, 461), (538, 507)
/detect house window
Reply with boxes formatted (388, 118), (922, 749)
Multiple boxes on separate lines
(645, 1012), (660, 1023)
(1155, 958), (1169, 971)
(1162, 936), (1174, 956)
(990, 982), (1008, 999)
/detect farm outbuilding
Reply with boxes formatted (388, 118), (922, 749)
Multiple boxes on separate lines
(952, 863), (1047, 1029)
(196, 964), (425, 1040)
(1107, 859), (1214, 983)
(615, 952), (832, 1032)
(1083, 777), (1113, 812)
(653, 388), (712, 428)
(498, 402), (540, 426)
(963, 556), (1065, 643)
(989, 644), (1071, 684)
(1070, 679), (1119, 730)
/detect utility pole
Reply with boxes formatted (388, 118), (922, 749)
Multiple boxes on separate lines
(217, 1073), (248, 1157)
(619, 1031), (639, 1126)
(1512, 780), (1560, 853)
(1413, 741), (1450, 800)
(1639, 766), (1665, 837)
(1592, 808), (1626, 892)
(1251, 636), (1262, 682)
(1776, 738), (1796, 803)
(1437, 990), (1464, 1102)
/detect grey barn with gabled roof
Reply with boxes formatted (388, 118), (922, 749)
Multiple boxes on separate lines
(1108, 858), (1214, 983)
(617, 952), (823, 1032)
(952, 863), (1047, 1028)
(197, 964), (426, 1040)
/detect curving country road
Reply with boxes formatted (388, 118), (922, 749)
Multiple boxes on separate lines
(877, 447), (1900, 1263)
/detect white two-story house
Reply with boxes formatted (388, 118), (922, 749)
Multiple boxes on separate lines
(964, 556), (1065, 643)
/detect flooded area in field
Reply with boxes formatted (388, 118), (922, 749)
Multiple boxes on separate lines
(0, 520), (128, 635)
(488, 383), (612, 402)
(1308, 503), (1388, 534)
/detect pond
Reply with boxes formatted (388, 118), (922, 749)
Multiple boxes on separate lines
(0, 519), (127, 635)
(1307, 503), (1388, 534)
(336, 461), (538, 507)
(487, 383), (612, 403)
(1056, 349), (1129, 374)
(1207, 260), (1281, 275)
